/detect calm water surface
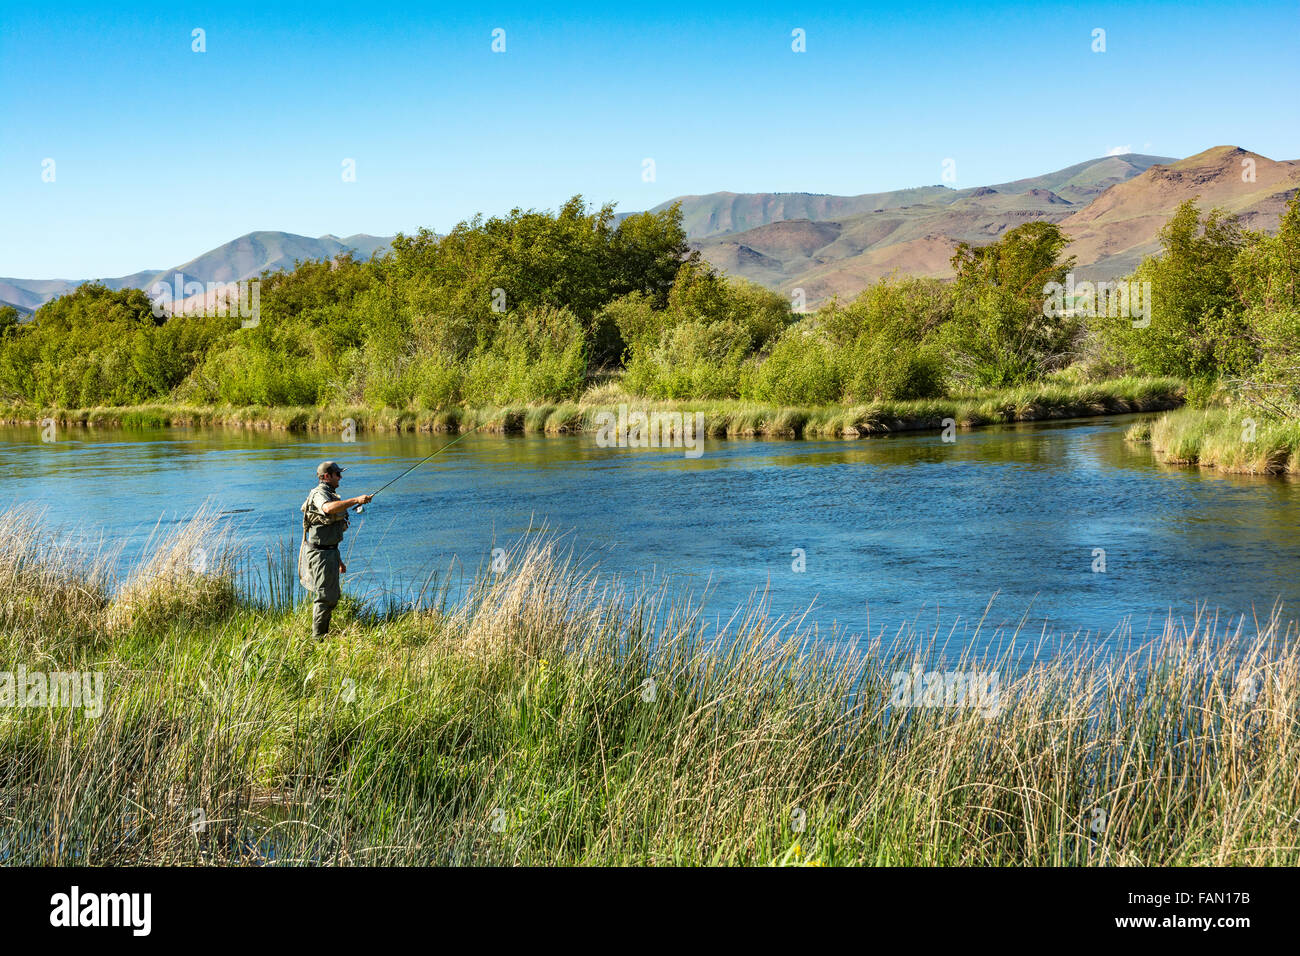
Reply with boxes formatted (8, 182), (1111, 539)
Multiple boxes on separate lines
(5, 415), (1300, 654)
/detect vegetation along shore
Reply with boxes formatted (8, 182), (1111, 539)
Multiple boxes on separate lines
(0, 196), (1291, 451)
(3, 193), (1295, 463)
(1, 375), (1183, 439)
(2, 508), (1297, 865)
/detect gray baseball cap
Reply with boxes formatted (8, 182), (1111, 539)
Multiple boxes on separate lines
(316, 460), (345, 476)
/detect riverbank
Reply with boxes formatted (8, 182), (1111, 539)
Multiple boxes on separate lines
(0, 375), (1184, 439)
(2, 506), (1295, 866)
(1126, 407), (1300, 475)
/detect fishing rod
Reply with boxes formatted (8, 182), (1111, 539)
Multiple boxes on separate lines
(213, 419), (491, 517)
(354, 419), (490, 513)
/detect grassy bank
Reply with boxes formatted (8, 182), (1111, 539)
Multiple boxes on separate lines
(2, 507), (1296, 866)
(0, 375), (1184, 439)
(1126, 407), (1300, 475)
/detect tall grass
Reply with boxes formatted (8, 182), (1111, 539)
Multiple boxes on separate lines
(1128, 407), (1300, 475)
(2, 506), (1295, 865)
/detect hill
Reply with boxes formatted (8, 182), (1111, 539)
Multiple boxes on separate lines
(1060, 146), (1300, 278)
(685, 148), (1299, 303)
(653, 153), (1169, 240)
(0, 232), (393, 312)
(7, 149), (1297, 313)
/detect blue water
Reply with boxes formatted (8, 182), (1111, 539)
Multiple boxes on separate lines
(5, 414), (1300, 653)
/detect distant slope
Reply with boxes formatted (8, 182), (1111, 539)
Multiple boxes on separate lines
(8, 149), (1295, 314)
(652, 187), (957, 240)
(1061, 146), (1300, 278)
(983, 154), (1172, 204)
(685, 149), (1298, 303)
(0, 232), (393, 311)
(0, 279), (101, 312)
(693, 183), (1089, 302)
(654, 154), (1171, 240)
(0, 299), (35, 319)
(152, 231), (393, 287)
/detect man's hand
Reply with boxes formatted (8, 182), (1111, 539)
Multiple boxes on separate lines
(339, 560), (347, 574)
(321, 493), (374, 516)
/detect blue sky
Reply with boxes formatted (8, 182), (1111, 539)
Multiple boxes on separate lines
(2, 0), (1297, 278)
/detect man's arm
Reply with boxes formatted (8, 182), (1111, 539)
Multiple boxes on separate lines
(321, 494), (372, 515)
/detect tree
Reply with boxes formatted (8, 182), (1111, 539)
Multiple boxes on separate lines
(1232, 194), (1300, 413)
(0, 305), (19, 339)
(942, 221), (1077, 387)
(1095, 200), (1245, 379)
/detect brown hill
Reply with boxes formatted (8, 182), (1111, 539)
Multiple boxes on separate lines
(784, 236), (960, 303)
(1061, 146), (1300, 278)
(654, 154), (1169, 240)
(694, 184), (1084, 302)
(690, 147), (1300, 304)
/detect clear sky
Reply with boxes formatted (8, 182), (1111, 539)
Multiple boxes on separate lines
(2, 0), (1297, 278)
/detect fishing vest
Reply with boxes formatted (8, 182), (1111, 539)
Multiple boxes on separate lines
(301, 482), (349, 549)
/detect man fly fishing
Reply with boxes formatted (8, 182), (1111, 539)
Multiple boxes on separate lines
(297, 425), (487, 638)
(299, 461), (372, 639)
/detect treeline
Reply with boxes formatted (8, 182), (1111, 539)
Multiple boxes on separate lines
(1, 194), (1296, 411)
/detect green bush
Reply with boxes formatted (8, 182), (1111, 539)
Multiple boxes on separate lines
(940, 222), (1077, 388)
(0, 198), (685, 410)
(623, 319), (750, 399)
(739, 324), (841, 405)
(1093, 200), (1247, 379)
(16, 194), (1297, 417)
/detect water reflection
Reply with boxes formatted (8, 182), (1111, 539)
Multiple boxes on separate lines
(4, 414), (1299, 654)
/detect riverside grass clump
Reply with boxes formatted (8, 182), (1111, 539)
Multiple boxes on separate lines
(0, 375), (1184, 441)
(2, 510), (1297, 866)
(1127, 407), (1300, 475)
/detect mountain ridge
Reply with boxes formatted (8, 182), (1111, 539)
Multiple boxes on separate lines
(0, 232), (394, 312)
(6, 148), (1296, 313)
(691, 147), (1300, 303)
(651, 153), (1173, 239)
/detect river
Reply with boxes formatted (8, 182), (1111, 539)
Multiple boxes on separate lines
(5, 413), (1299, 654)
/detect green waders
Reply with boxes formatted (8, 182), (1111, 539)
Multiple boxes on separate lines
(300, 482), (349, 639)
(303, 545), (341, 637)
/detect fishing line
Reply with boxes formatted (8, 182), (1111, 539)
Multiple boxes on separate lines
(355, 418), (492, 513)
(215, 419), (491, 517)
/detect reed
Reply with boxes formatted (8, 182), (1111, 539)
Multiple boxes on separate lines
(1129, 407), (1300, 475)
(2, 505), (1294, 866)
(0, 376), (1184, 441)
